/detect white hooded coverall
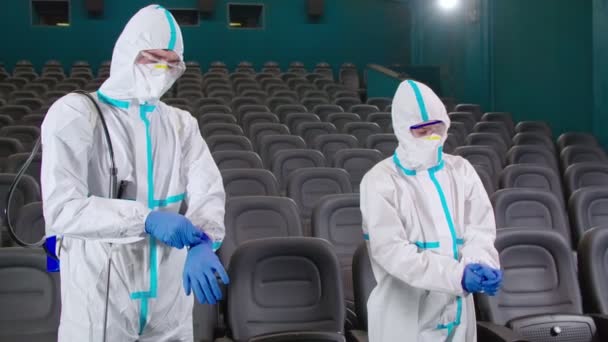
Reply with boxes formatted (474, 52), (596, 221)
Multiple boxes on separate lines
(41, 5), (225, 341)
(360, 80), (499, 341)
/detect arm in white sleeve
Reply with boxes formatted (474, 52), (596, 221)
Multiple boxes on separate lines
(361, 172), (465, 295)
(41, 94), (150, 242)
(181, 114), (226, 247)
(459, 161), (500, 269)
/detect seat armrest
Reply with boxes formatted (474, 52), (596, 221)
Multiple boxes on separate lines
(249, 331), (346, 342)
(346, 330), (368, 342)
(590, 314), (608, 337)
(477, 321), (530, 342)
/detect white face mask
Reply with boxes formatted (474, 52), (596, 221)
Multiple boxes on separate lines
(133, 63), (177, 104)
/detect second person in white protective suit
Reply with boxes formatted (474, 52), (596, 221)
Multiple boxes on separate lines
(360, 80), (502, 341)
(41, 5), (227, 342)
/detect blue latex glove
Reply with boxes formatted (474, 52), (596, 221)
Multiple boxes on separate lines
(144, 211), (207, 249)
(462, 263), (484, 293)
(183, 240), (230, 304)
(478, 265), (503, 296)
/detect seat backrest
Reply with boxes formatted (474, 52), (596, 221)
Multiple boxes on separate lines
(443, 134), (460, 154)
(352, 244), (376, 330)
(506, 145), (559, 171)
(302, 97), (329, 111)
(200, 123), (243, 138)
(327, 113), (361, 131)
(231, 96), (261, 111)
(500, 164), (565, 207)
(366, 112), (391, 133)
(236, 104), (271, 122)
(241, 112), (279, 134)
(448, 112), (477, 133)
(0, 174), (40, 223)
(349, 105), (380, 121)
(0, 138), (25, 158)
(0, 248), (60, 342)
(482, 112), (515, 134)
(454, 103), (482, 121)
(6, 153), (41, 185)
(473, 122), (512, 147)
(365, 133), (397, 158)
(332, 149), (383, 192)
(192, 300), (218, 342)
(454, 146), (503, 180)
(312, 104), (344, 119)
(312, 194), (363, 302)
(286, 168), (353, 234)
(197, 113), (237, 126)
(13, 201), (44, 245)
(569, 187), (608, 245)
(564, 162), (608, 198)
(557, 132), (599, 151)
(267, 97), (296, 112)
(275, 104), (308, 120)
(512, 133), (556, 152)
(448, 122), (467, 145)
(227, 238), (344, 341)
(258, 135), (307, 168)
(197, 104), (232, 115)
(220, 197), (303, 267)
(342, 122), (382, 147)
(335, 97), (362, 112)
(312, 134), (359, 161)
(491, 189), (572, 246)
(473, 165), (496, 196)
(206, 135), (253, 152)
(221, 169), (280, 198)
(515, 121), (553, 137)
(466, 132), (508, 160)
(476, 230), (582, 326)
(366, 97), (392, 111)
(340, 67), (360, 91)
(295, 122), (338, 146)
(271, 149), (327, 190)
(0, 105), (31, 121)
(578, 227), (608, 314)
(249, 123), (290, 148)
(560, 146), (607, 170)
(212, 151), (263, 170)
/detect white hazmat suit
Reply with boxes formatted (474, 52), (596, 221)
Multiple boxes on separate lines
(360, 80), (499, 341)
(41, 5), (225, 341)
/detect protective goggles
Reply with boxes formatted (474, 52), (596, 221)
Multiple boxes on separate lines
(410, 120), (446, 139)
(135, 50), (182, 71)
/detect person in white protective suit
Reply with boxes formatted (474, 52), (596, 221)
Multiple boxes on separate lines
(360, 80), (502, 342)
(41, 5), (227, 341)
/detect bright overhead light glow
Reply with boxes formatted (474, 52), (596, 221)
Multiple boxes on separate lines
(439, 0), (459, 10)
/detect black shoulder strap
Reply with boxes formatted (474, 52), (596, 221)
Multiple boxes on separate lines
(73, 91), (118, 198)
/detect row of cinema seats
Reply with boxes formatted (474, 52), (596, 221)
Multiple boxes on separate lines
(4, 223), (608, 341)
(0, 60), (366, 117)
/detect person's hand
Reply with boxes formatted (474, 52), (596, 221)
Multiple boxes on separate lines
(183, 241), (230, 304)
(462, 263), (484, 293)
(478, 265), (503, 296)
(144, 211), (207, 249)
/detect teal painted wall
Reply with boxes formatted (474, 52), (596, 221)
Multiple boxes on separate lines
(593, 0), (608, 147)
(493, 0), (592, 135)
(0, 0), (411, 72)
(411, 0), (593, 136)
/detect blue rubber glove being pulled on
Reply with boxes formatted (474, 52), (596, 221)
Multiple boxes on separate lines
(477, 264), (503, 296)
(183, 239), (230, 304)
(144, 211), (207, 249)
(462, 263), (484, 293)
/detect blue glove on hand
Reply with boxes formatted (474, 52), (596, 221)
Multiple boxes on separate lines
(478, 265), (503, 296)
(183, 241), (230, 304)
(144, 211), (207, 249)
(462, 263), (484, 293)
